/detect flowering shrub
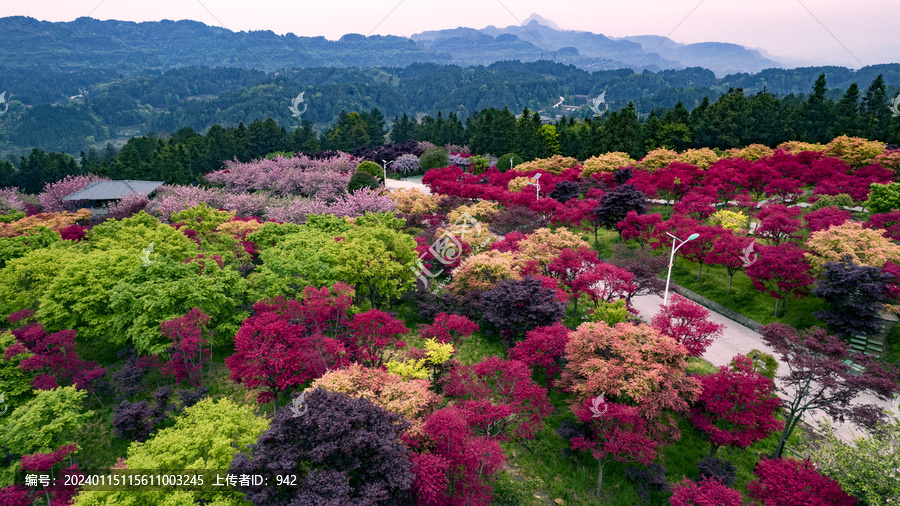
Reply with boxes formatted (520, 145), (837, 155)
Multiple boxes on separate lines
(150, 185), (228, 221)
(204, 153), (355, 198)
(264, 188), (396, 224)
(38, 174), (108, 212)
(0, 188), (27, 214)
(638, 148), (679, 172)
(507, 323), (570, 379)
(677, 148), (719, 169)
(393, 153), (421, 175)
(106, 193), (150, 220)
(512, 155), (579, 175)
(824, 135), (886, 168)
(447, 153), (471, 168)
(581, 152), (635, 177)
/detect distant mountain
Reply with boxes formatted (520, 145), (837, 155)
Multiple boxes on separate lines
(417, 17), (782, 76)
(0, 14), (781, 77)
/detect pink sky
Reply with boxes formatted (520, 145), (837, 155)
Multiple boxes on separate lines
(2, 0), (898, 67)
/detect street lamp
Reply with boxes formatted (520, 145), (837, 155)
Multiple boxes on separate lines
(525, 173), (542, 199)
(663, 231), (699, 306)
(381, 160), (394, 185)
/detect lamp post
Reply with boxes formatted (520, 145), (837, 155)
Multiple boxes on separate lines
(663, 231), (699, 306)
(381, 160), (394, 185)
(525, 173), (542, 199)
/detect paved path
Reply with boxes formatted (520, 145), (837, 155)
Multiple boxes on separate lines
(631, 292), (894, 444)
(392, 177), (896, 443)
(385, 176), (431, 194)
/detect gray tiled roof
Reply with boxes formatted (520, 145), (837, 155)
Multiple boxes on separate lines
(62, 180), (164, 201)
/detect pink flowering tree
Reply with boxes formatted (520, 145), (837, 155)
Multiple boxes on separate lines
(38, 174), (108, 212)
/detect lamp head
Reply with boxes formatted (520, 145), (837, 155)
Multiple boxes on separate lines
(533, 173), (542, 179)
(687, 233), (700, 241)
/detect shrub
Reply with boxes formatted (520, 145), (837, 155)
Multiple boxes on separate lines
(230, 388), (414, 505)
(356, 160), (383, 181)
(512, 155), (579, 175)
(420, 147), (450, 171)
(708, 209), (747, 232)
(810, 193), (854, 210)
(638, 148), (679, 172)
(777, 141), (826, 154)
(497, 153), (525, 173)
(677, 148), (720, 169)
(669, 477), (743, 506)
(747, 457), (858, 505)
(347, 172), (380, 193)
(448, 250), (522, 294)
(393, 153), (420, 175)
(866, 182), (900, 213)
(696, 456), (737, 487)
(581, 152), (636, 177)
(489, 206), (547, 235)
(623, 463), (670, 502)
(824, 135), (886, 168)
(723, 143), (774, 161)
(507, 176), (533, 193)
(482, 276), (566, 342)
(549, 180), (580, 203)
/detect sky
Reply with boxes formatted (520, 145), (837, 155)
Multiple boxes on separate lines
(2, 0), (898, 67)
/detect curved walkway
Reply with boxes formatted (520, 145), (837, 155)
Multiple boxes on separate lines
(391, 177), (895, 443)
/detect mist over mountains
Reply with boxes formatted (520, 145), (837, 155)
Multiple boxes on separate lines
(0, 14), (789, 76)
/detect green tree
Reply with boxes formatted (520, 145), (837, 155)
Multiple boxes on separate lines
(73, 398), (268, 506)
(248, 226), (341, 301)
(0, 331), (34, 413)
(334, 225), (417, 309)
(109, 258), (248, 354)
(832, 83), (862, 138)
(0, 386), (93, 485)
(390, 113), (416, 144)
(0, 246), (79, 319)
(36, 249), (141, 348)
(802, 416), (900, 506)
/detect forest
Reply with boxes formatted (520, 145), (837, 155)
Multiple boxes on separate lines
(1, 60), (899, 156)
(1, 102), (899, 503)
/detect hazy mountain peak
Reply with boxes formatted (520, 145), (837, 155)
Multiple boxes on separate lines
(521, 13), (564, 31)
